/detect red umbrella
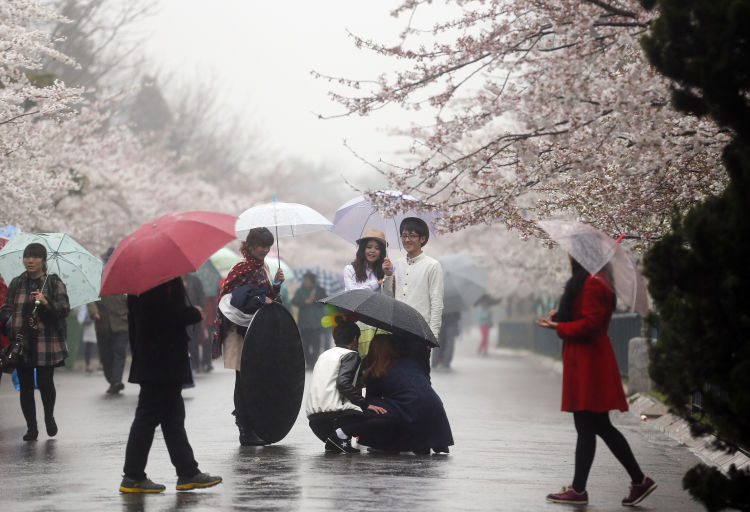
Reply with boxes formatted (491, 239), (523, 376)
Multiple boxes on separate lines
(100, 211), (237, 296)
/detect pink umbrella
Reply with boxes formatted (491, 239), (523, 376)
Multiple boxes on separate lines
(100, 211), (236, 296)
(539, 220), (649, 316)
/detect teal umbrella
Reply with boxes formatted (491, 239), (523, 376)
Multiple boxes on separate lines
(0, 232), (102, 308)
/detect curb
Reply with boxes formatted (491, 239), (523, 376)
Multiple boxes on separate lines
(497, 347), (750, 473)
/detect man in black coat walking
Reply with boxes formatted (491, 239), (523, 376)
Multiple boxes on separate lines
(119, 277), (222, 493)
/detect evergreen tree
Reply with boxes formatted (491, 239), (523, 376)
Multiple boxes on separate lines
(641, 1), (750, 510)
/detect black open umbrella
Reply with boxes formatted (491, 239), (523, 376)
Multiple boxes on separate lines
(319, 289), (438, 347)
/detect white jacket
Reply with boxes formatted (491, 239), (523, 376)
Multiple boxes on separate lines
(305, 347), (365, 417)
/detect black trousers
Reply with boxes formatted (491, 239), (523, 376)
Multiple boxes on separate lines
(308, 411), (365, 442)
(17, 366), (56, 429)
(98, 330), (128, 385)
(123, 382), (199, 480)
(572, 411), (644, 492)
(340, 409), (402, 443)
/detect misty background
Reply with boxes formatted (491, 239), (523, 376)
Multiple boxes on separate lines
(39, 0), (570, 320)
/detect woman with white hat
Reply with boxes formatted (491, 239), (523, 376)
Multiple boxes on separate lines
(343, 228), (388, 356)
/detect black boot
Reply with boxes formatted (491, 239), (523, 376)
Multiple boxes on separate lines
(235, 418), (265, 446)
(45, 417), (58, 437)
(23, 427), (38, 441)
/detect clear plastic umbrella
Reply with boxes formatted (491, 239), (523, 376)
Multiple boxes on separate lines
(538, 220), (649, 316)
(332, 190), (441, 251)
(235, 202), (332, 239)
(235, 201), (332, 269)
(0, 232), (102, 308)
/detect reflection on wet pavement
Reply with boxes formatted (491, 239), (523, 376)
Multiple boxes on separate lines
(1, 342), (708, 511)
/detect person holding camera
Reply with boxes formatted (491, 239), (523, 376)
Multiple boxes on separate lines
(0, 242), (70, 442)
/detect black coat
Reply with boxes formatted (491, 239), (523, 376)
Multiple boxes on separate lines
(362, 357), (454, 452)
(127, 278), (202, 384)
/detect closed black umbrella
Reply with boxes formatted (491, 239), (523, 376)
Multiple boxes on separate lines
(319, 289), (438, 347)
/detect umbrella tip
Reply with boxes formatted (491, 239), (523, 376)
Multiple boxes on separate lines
(615, 233), (626, 244)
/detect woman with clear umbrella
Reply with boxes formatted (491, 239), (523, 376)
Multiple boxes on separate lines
(0, 243), (70, 441)
(212, 227), (285, 445)
(536, 253), (656, 507)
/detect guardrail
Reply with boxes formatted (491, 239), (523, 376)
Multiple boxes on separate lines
(497, 313), (643, 378)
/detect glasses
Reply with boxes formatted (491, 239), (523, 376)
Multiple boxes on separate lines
(400, 233), (421, 240)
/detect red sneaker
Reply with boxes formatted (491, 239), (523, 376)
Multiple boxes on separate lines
(622, 476), (657, 506)
(546, 485), (589, 505)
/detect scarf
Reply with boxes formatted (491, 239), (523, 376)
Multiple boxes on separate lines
(212, 257), (272, 358)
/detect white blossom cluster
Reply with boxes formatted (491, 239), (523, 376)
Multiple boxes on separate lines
(1, 0), (268, 256)
(325, 0), (729, 248)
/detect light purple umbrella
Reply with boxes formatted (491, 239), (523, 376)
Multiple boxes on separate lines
(331, 190), (441, 251)
(539, 220), (649, 316)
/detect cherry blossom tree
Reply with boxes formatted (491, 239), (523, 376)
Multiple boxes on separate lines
(321, 0), (729, 248)
(1, 0), (84, 226)
(1, 0), (271, 257)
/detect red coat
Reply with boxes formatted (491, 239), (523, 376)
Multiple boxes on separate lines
(555, 273), (628, 413)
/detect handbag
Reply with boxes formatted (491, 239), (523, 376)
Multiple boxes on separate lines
(0, 334), (25, 374)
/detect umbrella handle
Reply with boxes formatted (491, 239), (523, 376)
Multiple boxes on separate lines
(273, 223), (283, 285)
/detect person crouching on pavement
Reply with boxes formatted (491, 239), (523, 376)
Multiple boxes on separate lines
(305, 320), (388, 453)
(119, 277), (221, 493)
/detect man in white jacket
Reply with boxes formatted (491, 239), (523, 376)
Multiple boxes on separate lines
(305, 321), (387, 453)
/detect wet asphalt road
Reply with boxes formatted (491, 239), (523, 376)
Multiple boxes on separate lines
(0, 331), (706, 511)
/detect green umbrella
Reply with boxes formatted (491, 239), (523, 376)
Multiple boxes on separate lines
(209, 247), (241, 271)
(0, 232), (102, 308)
(264, 254), (293, 279)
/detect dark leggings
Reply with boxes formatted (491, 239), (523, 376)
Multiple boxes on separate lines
(17, 366), (56, 430)
(572, 411), (644, 492)
(83, 342), (95, 367)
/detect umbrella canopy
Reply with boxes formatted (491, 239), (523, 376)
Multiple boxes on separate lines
(235, 202), (332, 240)
(332, 190), (441, 251)
(100, 211), (236, 296)
(0, 224), (19, 238)
(265, 255), (293, 278)
(437, 252), (488, 314)
(320, 289), (438, 346)
(292, 265), (345, 296)
(0, 232), (102, 308)
(194, 259), (222, 297)
(539, 219), (649, 316)
(209, 247), (241, 271)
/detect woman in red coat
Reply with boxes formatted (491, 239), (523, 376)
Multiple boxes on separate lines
(536, 256), (656, 507)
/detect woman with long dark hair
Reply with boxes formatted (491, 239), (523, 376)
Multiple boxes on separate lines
(536, 256), (657, 507)
(0, 243), (70, 441)
(212, 227), (284, 446)
(343, 228), (387, 356)
(330, 334), (453, 454)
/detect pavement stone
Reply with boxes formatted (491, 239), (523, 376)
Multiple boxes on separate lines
(0, 331), (708, 511)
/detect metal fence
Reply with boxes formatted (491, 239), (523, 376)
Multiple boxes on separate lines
(497, 313), (643, 378)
